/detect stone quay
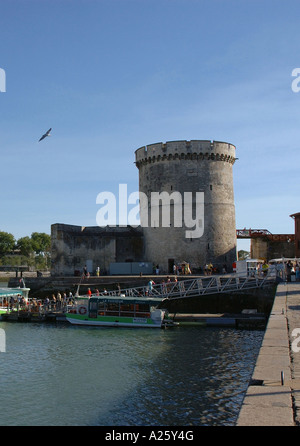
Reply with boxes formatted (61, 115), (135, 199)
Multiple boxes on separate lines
(236, 282), (300, 426)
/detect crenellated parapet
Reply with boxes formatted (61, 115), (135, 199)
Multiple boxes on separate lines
(135, 140), (236, 167)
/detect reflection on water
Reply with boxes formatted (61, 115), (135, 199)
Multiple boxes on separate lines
(0, 322), (263, 426)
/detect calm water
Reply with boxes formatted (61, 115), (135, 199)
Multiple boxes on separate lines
(0, 321), (263, 426)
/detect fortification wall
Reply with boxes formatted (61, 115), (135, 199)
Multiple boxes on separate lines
(135, 140), (236, 165)
(251, 238), (295, 260)
(51, 224), (144, 276)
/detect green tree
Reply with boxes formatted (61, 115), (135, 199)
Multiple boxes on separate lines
(31, 232), (51, 254)
(17, 236), (34, 257)
(238, 250), (250, 260)
(0, 231), (16, 257)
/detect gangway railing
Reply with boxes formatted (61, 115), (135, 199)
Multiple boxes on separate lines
(89, 273), (276, 301)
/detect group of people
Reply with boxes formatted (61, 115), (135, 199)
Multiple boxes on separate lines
(4, 294), (26, 310)
(85, 287), (108, 297)
(82, 265), (101, 278)
(154, 263), (192, 275)
(146, 276), (179, 295)
(204, 263), (214, 275)
(43, 291), (74, 311)
(283, 261), (300, 282)
(5, 292), (75, 312)
(258, 260), (300, 282)
(255, 261), (269, 277)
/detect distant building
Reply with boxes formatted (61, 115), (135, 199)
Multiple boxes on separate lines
(51, 224), (143, 276)
(250, 234), (295, 260)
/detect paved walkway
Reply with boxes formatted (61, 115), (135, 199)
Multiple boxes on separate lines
(236, 282), (300, 426)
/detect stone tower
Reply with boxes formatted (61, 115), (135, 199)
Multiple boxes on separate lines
(135, 140), (237, 273)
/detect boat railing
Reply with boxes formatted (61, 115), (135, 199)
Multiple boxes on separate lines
(2, 297), (74, 315)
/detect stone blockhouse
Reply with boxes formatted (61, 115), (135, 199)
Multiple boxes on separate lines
(251, 237), (295, 260)
(51, 224), (143, 276)
(249, 212), (300, 260)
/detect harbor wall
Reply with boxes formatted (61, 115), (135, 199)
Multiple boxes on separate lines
(160, 285), (276, 315)
(236, 283), (300, 426)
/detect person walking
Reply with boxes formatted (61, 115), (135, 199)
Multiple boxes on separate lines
(44, 297), (50, 312)
(148, 279), (155, 295)
(56, 292), (62, 310)
(295, 263), (300, 282)
(285, 261), (292, 282)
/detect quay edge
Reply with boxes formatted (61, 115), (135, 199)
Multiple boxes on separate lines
(236, 282), (300, 426)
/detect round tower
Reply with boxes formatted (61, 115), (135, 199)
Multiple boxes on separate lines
(135, 140), (237, 273)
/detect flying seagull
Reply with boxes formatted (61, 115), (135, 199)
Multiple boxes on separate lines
(38, 128), (52, 142)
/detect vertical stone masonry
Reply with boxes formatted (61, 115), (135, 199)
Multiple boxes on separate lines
(135, 140), (237, 273)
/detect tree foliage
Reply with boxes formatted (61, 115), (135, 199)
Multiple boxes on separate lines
(0, 231), (51, 270)
(238, 250), (250, 260)
(0, 231), (16, 257)
(17, 236), (34, 257)
(31, 232), (51, 254)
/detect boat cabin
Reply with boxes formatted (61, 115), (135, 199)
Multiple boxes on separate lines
(75, 296), (163, 319)
(0, 287), (30, 313)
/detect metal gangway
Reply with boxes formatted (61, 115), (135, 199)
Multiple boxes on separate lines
(94, 273), (276, 302)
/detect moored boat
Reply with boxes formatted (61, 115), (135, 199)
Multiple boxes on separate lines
(0, 284), (30, 317)
(65, 295), (173, 328)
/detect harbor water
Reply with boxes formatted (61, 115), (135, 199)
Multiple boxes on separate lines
(0, 320), (263, 426)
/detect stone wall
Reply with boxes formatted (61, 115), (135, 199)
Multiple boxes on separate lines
(51, 224), (144, 276)
(251, 237), (295, 260)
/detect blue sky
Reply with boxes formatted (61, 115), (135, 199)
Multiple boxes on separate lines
(0, 0), (300, 252)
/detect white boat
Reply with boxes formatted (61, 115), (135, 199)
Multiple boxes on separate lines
(0, 283), (30, 317)
(65, 295), (173, 328)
